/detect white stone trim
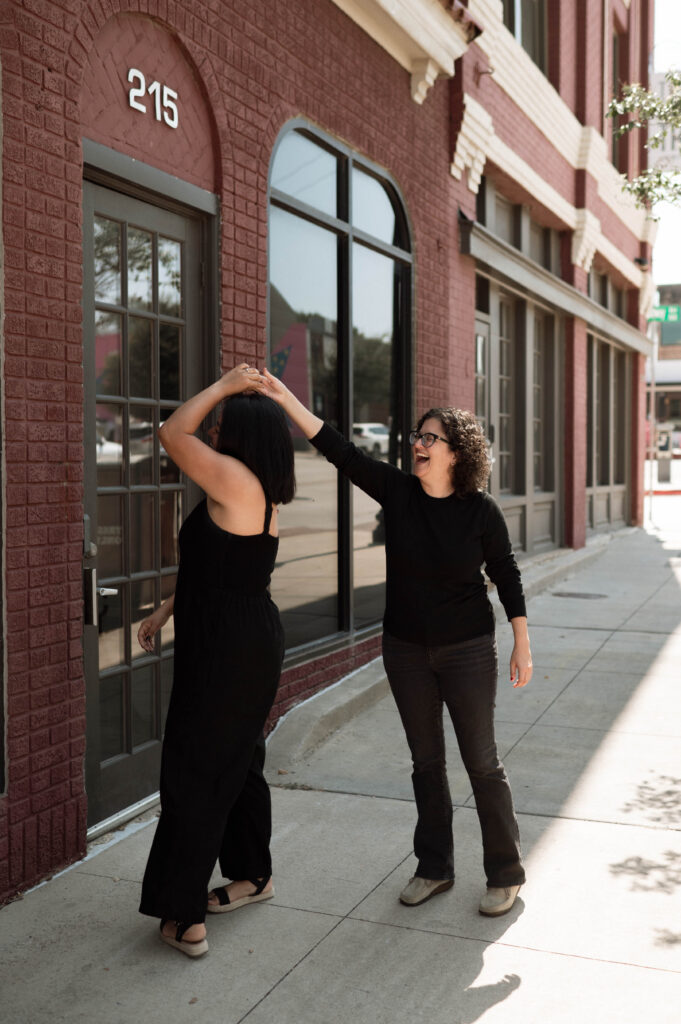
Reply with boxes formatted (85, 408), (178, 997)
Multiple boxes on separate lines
(450, 94), (494, 193)
(485, 130), (578, 229)
(330, 0), (475, 103)
(571, 209), (601, 273)
(467, 0), (650, 242)
(455, 106), (644, 288)
(639, 271), (655, 318)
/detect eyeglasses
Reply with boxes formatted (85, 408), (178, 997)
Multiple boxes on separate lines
(408, 430), (449, 449)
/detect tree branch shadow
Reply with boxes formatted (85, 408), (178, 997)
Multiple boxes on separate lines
(609, 851), (681, 894)
(622, 772), (681, 827)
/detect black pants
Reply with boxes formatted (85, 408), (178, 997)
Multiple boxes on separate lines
(382, 630), (525, 888)
(139, 731), (272, 925)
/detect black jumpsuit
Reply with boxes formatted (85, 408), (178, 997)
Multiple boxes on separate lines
(139, 498), (284, 925)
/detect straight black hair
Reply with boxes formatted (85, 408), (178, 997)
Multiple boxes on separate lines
(216, 393), (296, 505)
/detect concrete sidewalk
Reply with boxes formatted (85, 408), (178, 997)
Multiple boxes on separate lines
(2, 500), (681, 1023)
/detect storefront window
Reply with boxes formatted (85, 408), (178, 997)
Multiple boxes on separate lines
(269, 125), (411, 649)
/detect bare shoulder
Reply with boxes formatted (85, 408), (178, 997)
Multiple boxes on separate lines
(207, 457), (273, 535)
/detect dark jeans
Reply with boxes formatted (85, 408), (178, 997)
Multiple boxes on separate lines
(382, 630), (525, 888)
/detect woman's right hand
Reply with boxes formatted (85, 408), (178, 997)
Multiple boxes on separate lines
(257, 368), (324, 439)
(220, 363), (265, 396)
(137, 605), (169, 653)
(256, 368), (290, 404)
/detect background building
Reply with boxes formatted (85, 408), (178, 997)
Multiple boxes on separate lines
(0, 0), (654, 901)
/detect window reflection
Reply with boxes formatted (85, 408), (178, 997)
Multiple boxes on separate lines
(352, 244), (397, 628)
(131, 578), (156, 660)
(97, 494), (124, 577)
(130, 492), (156, 574)
(352, 167), (397, 246)
(268, 127), (410, 648)
(160, 490), (182, 568)
(96, 403), (123, 487)
(129, 317), (153, 398)
(127, 227), (153, 310)
(271, 132), (337, 217)
(160, 406), (181, 483)
(269, 206), (339, 647)
(92, 205), (187, 781)
(158, 237), (182, 316)
(98, 587), (125, 672)
(94, 217), (122, 306)
(130, 405), (154, 486)
(131, 665), (156, 748)
(100, 673), (125, 762)
(95, 312), (123, 397)
(160, 323), (181, 401)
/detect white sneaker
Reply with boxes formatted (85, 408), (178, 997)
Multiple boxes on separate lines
(479, 885), (521, 916)
(399, 876), (453, 906)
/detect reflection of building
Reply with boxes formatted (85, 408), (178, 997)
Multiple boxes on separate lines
(0, 0), (654, 900)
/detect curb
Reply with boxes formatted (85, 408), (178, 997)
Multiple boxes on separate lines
(266, 531), (615, 769)
(265, 658), (389, 772)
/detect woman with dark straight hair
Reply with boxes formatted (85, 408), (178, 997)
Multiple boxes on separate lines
(257, 370), (532, 919)
(137, 364), (294, 957)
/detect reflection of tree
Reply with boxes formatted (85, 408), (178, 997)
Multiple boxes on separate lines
(97, 324), (179, 400)
(353, 331), (391, 421)
(95, 219), (161, 305)
(94, 218), (181, 401)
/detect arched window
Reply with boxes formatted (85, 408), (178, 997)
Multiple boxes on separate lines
(268, 123), (412, 651)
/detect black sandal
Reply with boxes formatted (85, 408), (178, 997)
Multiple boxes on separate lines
(207, 876), (274, 914)
(159, 919), (208, 957)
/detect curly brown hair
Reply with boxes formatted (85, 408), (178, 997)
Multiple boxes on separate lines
(416, 407), (490, 496)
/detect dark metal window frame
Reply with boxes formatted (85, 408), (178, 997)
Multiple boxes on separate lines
(586, 333), (631, 530)
(267, 120), (413, 658)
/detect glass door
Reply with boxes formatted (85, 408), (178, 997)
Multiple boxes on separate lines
(82, 182), (206, 826)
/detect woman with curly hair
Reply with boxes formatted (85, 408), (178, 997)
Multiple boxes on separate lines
(257, 371), (532, 918)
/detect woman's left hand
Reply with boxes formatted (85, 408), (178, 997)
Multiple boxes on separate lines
(510, 644), (533, 688)
(220, 363), (265, 395)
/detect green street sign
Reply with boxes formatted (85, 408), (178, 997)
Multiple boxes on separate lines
(649, 304), (681, 322)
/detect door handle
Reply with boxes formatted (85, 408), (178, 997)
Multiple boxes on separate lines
(83, 570), (119, 628)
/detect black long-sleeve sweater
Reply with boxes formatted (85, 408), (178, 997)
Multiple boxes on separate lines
(311, 423), (526, 646)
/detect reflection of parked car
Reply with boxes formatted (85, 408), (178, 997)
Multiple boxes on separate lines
(353, 422), (390, 457)
(96, 434), (123, 464)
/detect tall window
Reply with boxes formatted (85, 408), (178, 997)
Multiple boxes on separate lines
(502, 0), (547, 73)
(587, 335), (629, 507)
(498, 297), (516, 492)
(268, 125), (411, 649)
(532, 311), (555, 492)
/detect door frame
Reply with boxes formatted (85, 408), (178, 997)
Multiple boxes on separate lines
(81, 144), (219, 832)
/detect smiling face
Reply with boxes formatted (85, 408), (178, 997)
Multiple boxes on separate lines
(412, 416), (456, 496)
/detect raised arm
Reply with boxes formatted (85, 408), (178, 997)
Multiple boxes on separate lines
(257, 368), (401, 506)
(257, 368), (323, 438)
(159, 364), (265, 504)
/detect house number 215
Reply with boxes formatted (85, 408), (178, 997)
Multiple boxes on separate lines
(127, 69), (179, 129)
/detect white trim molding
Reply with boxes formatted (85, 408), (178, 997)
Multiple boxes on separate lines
(572, 209), (602, 274)
(330, 0), (479, 104)
(450, 94), (494, 193)
(452, 98), (645, 289)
